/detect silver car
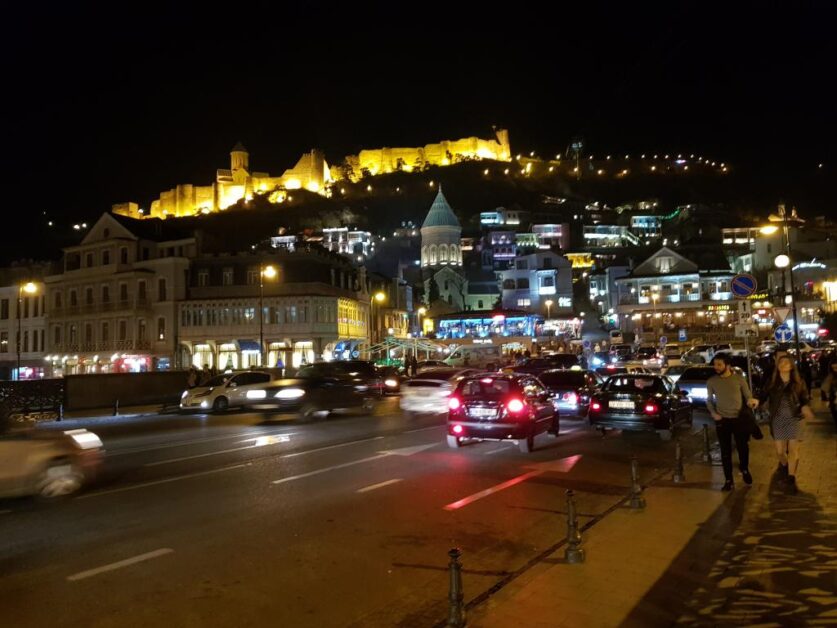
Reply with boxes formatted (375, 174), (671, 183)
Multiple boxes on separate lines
(400, 368), (479, 418)
(180, 371), (278, 413)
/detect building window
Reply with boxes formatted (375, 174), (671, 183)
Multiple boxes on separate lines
(84, 323), (93, 344)
(478, 300), (484, 308)
(86, 253), (94, 268)
(222, 268), (234, 286)
(517, 278), (530, 290)
(69, 325), (77, 344)
(158, 278), (167, 301)
(516, 260), (528, 270)
(658, 256), (673, 273)
(198, 270), (209, 287)
(157, 317), (166, 340)
(0, 299), (7, 320)
(23, 330), (29, 353)
(54, 326), (61, 345)
(120, 247), (129, 264)
(120, 284), (128, 302)
(85, 287), (94, 305)
(0, 331), (7, 353)
(138, 281), (147, 301)
(102, 250), (110, 265)
(102, 322), (109, 343)
(517, 298), (531, 307)
(102, 285), (110, 303)
(543, 257), (553, 269)
(54, 292), (62, 309)
(247, 270), (259, 285)
(70, 291), (78, 306)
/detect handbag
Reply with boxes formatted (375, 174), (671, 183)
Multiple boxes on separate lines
(739, 387), (763, 440)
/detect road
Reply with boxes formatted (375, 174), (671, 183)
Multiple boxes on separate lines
(0, 398), (700, 627)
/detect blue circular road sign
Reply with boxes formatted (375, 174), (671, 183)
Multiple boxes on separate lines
(731, 273), (758, 299)
(774, 324), (793, 343)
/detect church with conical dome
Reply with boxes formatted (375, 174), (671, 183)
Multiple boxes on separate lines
(420, 186), (462, 269)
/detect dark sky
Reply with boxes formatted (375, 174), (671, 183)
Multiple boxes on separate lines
(3, 1), (835, 232)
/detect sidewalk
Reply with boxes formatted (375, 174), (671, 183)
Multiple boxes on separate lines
(467, 410), (837, 627)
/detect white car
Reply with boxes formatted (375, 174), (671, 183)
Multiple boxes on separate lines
(180, 371), (278, 413)
(400, 368), (479, 417)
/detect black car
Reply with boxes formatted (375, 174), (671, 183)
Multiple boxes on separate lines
(538, 369), (603, 418)
(506, 354), (579, 376)
(242, 376), (374, 419)
(447, 374), (557, 453)
(674, 366), (717, 409)
(588, 374), (693, 440)
(376, 365), (406, 394)
(297, 361), (385, 396)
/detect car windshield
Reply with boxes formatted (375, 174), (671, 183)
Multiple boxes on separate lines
(680, 367), (716, 381)
(459, 378), (513, 398)
(202, 375), (230, 387)
(539, 371), (586, 387)
(604, 377), (666, 393)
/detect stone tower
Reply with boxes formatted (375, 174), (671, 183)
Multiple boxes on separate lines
(421, 186), (462, 269)
(230, 141), (249, 178)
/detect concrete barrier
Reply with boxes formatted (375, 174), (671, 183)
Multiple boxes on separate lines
(63, 371), (188, 410)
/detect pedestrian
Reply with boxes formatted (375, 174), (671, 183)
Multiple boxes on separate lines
(275, 356), (285, 378)
(201, 364), (212, 385)
(820, 359), (837, 428)
(186, 366), (199, 389)
(705, 353), (760, 491)
(594, 342), (601, 353)
(759, 354), (814, 494)
(410, 354), (418, 377)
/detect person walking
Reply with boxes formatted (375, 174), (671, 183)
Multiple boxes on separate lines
(761, 355), (814, 494)
(820, 358), (837, 428)
(186, 366), (199, 389)
(706, 353), (760, 491)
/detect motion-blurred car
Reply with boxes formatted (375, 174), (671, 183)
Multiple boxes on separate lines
(241, 376), (374, 419)
(588, 374), (693, 440)
(416, 360), (449, 373)
(299, 361), (385, 396)
(180, 371), (278, 412)
(538, 369), (603, 418)
(504, 354), (579, 376)
(447, 374), (557, 452)
(400, 367), (479, 418)
(0, 428), (103, 499)
(376, 365), (406, 394)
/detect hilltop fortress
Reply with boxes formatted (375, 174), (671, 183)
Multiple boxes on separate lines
(113, 129), (511, 220)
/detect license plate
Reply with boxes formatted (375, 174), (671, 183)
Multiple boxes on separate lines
(469, 408), (497, 418)
(610, 401), (635, 409)
(690, 388), (707, 398)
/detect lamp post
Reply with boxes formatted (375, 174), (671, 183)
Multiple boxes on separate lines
(17, 282), (37, 381)
(416, 307), (427, 336)
(545, 299), (553, 320)
(774, 253), (800, 355)
(259, 264), (277, 367)
(371, 291), (386, 351)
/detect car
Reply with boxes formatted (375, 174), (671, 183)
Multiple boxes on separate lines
(683, 343), (734, 364)
(399, 367), (479, 418)
(588, 351), (611, 368)
(662, 345), (683, 367)
(661, 364), (689, 384)
(588, 374), (693, 440)
(180, 370), (279, 412)
(416, 360), (449, 373)
(538, 369), (603, 418)
(504, 354), (580, 376)
(609, 329), (624, 344)
(446, 374), (557, 453)
(595, 363), (652, 377)
(297, 361), (385, 396)
(608, 343), (634, 363)
(240, 375), (374, 419)
(674, 366), (717, 409)
(0, 428), (104, 499)
(376, 365), (406, 394)
(444, 344), (503, 369)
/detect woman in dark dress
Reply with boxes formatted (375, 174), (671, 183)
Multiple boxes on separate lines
(759, 355), (814, 494)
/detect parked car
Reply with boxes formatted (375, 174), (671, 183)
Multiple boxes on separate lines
(180, 370), (279, 412)
(588, 374), (693, 440)
(447, 374), (557, 453)
(538, 369), (603, 418)
(241, 376), (374, 419)
(400, 368), (479, 418)
(0, 428), (104, 499)
(663, 344), (683, 367)
(504, 354), (579, 376)
(444, 344), (503, 369)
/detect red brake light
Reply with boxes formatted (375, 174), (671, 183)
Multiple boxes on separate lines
(452, 424), (463, 434)
(644, 402), (659, 414)
(590, 399), (602, 411)
(448, 397), (461, 411)
(481, 378), (493, 384)
(506, 398), (525, 413)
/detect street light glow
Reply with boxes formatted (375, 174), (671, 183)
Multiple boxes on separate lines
(760, 225), (779, 235)
(774, 254), (790, 269)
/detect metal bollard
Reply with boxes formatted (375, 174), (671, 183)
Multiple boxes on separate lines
(57, 404), (64, 422)
(113, 399), (120, 416)
(701, 424), (712, 463)
(446, 548), (466, 627)
(629, 456), (646, 509)
(673, 438), (686, 483)
(564, 490), (585, 563)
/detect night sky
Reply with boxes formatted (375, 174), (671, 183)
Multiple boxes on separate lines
(2, 2), (835, 239)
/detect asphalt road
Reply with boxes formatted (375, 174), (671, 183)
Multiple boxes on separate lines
(0, 398), (701, 627)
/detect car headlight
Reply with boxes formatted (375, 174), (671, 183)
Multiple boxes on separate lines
(65, 429), (103, 450)
(385, 378), (398, 387)
(275, 388), (306, 399)
(246, 390), (267, 400)
(355, 385), (368, 392)
(181, 390), (189, 399)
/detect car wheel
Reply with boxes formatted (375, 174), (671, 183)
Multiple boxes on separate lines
(361, 398), (376, 414)
(518, 433), (535, 453)
(446, 435), (462, 449)
(37, 460), (83, 499)
(212, 397), (229, 413)
(657, 429), (673, 442)
(300, 403), (328, 421)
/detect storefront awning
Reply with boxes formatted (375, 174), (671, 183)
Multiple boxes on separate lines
(236, 339), (261, 352)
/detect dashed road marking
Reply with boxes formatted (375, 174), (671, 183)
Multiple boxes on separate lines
(78, 463), (250, 499)
(357, 478), (403, 493)
(144, 435), (290, 466)
(280, 436), (384, 458)
(67, 548), (173, 582)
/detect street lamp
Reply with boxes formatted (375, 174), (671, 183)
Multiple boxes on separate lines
(545, 299), (553, 320)
(774, 253), (801, 355)
(371, 291), (386, 348)
(416, 306), (427, 336)
(259, 264), (277, 367)
(17, 282), (37, 381)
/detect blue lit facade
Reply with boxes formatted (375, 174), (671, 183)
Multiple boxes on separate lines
(435, 311), (542, 340)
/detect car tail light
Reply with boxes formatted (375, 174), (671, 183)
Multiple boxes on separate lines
(506, 398), (525, 413)
(644, 402), (659, 414)
(562, 392), (578, 405)
(590, 398), (602, 412)
(452, 424), (463, 434)
(448, 396), (461, 411)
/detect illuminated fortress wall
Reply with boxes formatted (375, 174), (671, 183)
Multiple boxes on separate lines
(113, 130), (510, 220)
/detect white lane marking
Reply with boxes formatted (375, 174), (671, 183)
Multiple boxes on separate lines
(280, 436), (384, 459)
(144, 435), (290, 467)
(273, 443), (435, 485)
(78, 463), (250, 499)
(357, 478), (403, 493)
(67, 548), (173, 582)
(443, 471), (543, 510)
(484, 445), (516, 455)
(108, 429), (294, 457)
(273, 453), (391, 485)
